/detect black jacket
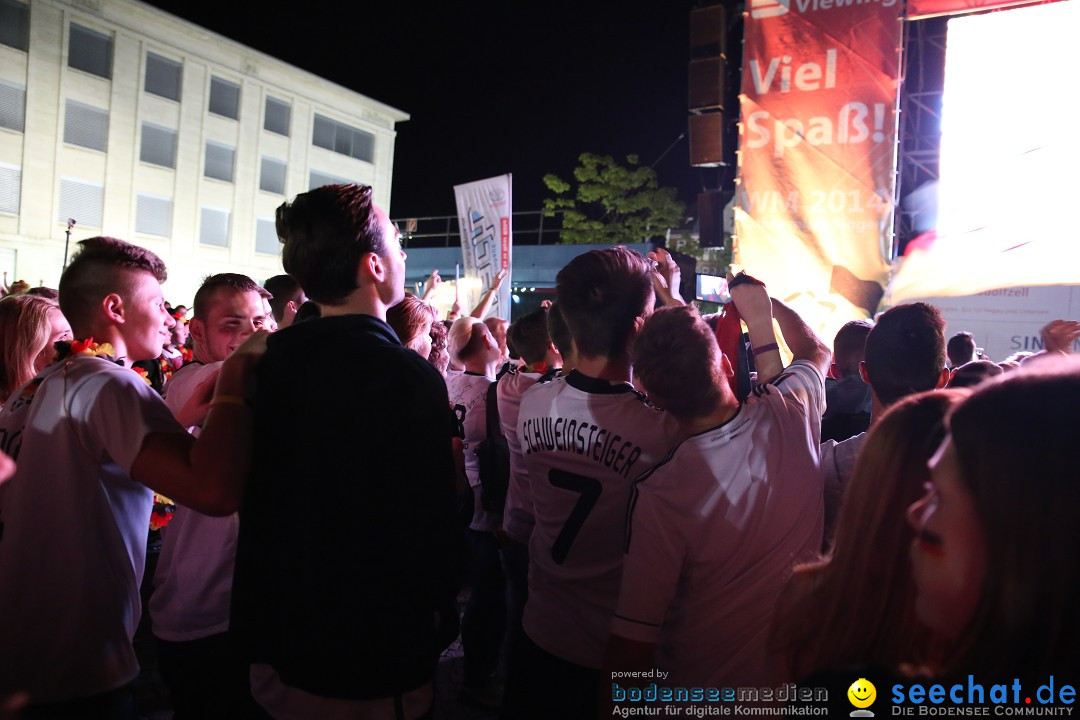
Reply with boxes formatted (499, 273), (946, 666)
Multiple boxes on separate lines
(231, 314), (463, 699)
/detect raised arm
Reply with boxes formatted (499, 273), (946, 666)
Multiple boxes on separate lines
(470, 268), (508, 319)
(421, 269), (441, 302)
(648, 248), (685, 307)
(771, 298), (831, 375)
(728, 275), (830, 383)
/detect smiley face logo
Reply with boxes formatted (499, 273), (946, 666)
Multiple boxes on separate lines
(848, 678), (877, 714)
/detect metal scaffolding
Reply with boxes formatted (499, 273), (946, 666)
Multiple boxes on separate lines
(895, 14), (949, 256)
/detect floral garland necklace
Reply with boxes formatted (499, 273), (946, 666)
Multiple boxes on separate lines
(55, 338), (173, 528)
(54, 338), (152, 386)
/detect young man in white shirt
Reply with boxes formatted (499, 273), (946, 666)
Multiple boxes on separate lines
(149, 273), (271, 719)
(495, 306), (564, 708)
(504, 247), (682, 720)
(602, 279), (831, 699)
(0, 237), (262, 717)
(447, 316), (508, 707)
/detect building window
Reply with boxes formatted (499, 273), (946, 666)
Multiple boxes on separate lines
(136, 193), (172, 237)
(0, 163), (19, 214)
(312, 114), (374, 163)
(309, 170), (352, 191)
(145, 52), (182, 101)
(204, 141), (235, 182)
(0, 0), (29, 52)
(58, 178), (104, 228)
(0, 81), (25, 133)
(200, 207), (230, 247)
(264, 96), (291, 136)
(63, 100), (108, 152)
(208, 76), (240, 119)
(140, 123), (177, 168)
(259, 157), (286, 194)
(255, 218), (280, 255)
(68, 23), (112, 79)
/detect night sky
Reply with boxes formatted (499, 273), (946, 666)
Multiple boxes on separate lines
(141, 0), (714, 219)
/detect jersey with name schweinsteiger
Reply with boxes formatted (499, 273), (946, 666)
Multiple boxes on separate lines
(517, 370), (681, 668)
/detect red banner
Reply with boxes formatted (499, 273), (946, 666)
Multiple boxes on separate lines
(735, 0), (903, 336)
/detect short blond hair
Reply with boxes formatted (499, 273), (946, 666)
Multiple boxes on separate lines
(447, 317), (491, 365)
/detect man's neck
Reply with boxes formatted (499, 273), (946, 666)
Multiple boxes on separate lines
(464, 357), (499, 378)
(193, 347), (225, 365)
(677, 400), (740, 436)
(76, 325), (134, 367)
(869, 390), (886, 426)
(574, 354), (632, 384)
(320, 288), (387, 322)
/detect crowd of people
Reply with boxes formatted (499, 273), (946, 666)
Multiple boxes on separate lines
(0, 182), (1077, 720)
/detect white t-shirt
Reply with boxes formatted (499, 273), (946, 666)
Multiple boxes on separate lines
(0, 356), (184, 702)
(447, 371), (500, 532)
(150, 361), (240, 642)
(497, 369), (544, 545)
(820, 431), (865, 546)
(518, 370), (681, 668)
(610, 361), (826, 687)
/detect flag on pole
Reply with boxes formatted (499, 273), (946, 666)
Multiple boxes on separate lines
(454, 175), (513, 319)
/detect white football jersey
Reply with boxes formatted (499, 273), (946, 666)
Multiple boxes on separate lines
(611, 360), (826, 686)
(497, 369), (544, 545)
(517, 370), (681, 668)
(447, 371), (500, 532)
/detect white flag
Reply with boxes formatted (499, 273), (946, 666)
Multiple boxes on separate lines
(454, 175), (512, 319)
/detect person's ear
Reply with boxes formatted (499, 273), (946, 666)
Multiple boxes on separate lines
(937, 367), (951, 389)
(858, 360), (870, 385)
(355, 251), (381, 287)
(720, 351), (735, 379)
(102, 293), (124, 324)
(189, 318), (207, 348)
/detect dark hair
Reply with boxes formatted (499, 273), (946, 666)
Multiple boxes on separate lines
(263, 274), (305, 322)
(947, 331), (976, 368)
(943, 357), (1080, 678)
(631, 305), (725, 420)
(556, 247), (653, 359)
(833, 319), (874, 378)
(58, 236), (167, 335)
(276, 184), (384, 306)
(947, 360), (1003, 389)
(193, 274), (270, 320)
(508, 308), (551, 365)
(293, 301), (322, 324)
(546, 301), (572, 359)
(863, 302), (946, 407)
(26, 287), (59, 300)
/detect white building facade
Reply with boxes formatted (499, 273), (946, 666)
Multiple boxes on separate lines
(0, 0), (407, 302)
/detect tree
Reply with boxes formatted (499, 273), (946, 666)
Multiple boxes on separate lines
(543, 153), (686, 246)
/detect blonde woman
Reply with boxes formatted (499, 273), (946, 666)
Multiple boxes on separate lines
(0, 294), (72, 403)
